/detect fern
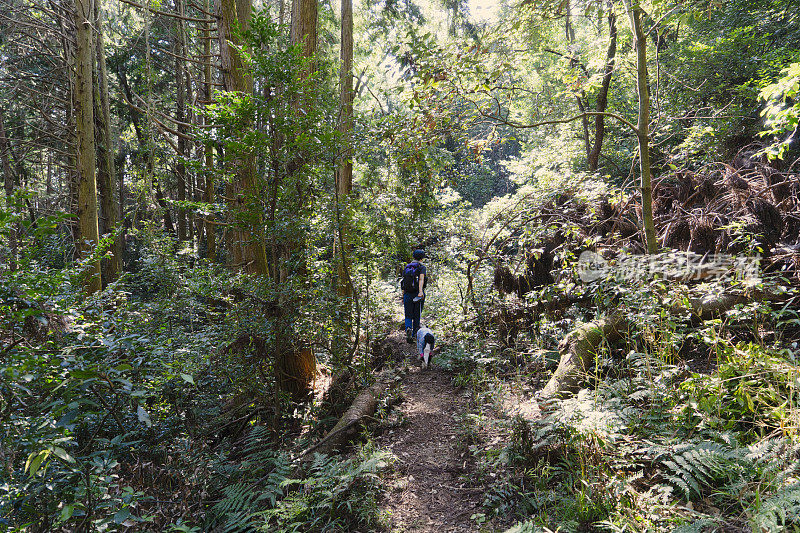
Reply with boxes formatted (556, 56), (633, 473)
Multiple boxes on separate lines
(750, 483), (800, 531)
(261, 447), (393, 532)
(205, 427), (293, 531)
(649, 441), (748, 500)
(211, 482), (274, 532)
(672, 518), (721, 533)
(747, 439), (800, 489)
(646, 434), (800, 531)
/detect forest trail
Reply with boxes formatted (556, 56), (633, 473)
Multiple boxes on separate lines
(375, 332), (488, 532)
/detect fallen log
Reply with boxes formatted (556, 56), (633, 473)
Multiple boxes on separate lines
(539, 290), (796, 400)
(676, 289), (793, 321)
(298, 375), (390, 459)
(539, 314), (627, 400)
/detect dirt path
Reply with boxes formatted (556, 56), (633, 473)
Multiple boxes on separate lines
(376, 333), (486, 532)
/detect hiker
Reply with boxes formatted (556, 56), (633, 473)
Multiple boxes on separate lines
(401, 249), (427, 343)
(416, 326), (435, 369)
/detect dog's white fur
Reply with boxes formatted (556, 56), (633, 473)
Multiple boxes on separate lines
(422, 345), (431, 368)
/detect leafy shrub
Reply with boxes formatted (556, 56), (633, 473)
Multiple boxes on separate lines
(679, 342), (800, 439)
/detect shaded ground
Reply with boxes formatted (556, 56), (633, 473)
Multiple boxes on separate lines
(375, 332), (489, 532)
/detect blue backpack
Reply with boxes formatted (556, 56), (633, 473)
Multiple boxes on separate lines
(401, 262), (424, 293)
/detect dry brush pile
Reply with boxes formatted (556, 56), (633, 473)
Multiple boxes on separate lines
(492, 151), (800, 299)
(654, 153), (800, 278)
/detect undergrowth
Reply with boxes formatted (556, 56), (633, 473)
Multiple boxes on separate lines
(437, 261), (800, 532)
(0, 231), (394, 532)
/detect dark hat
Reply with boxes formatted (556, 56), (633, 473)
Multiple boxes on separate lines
(412, 249), (425, 260)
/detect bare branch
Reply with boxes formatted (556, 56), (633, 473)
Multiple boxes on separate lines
(117, 0), (216, 23)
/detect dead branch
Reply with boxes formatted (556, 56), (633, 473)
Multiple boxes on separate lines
(117, 0), (216, 23)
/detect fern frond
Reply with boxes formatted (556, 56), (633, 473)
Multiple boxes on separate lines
(653, 441), (747, 500)
(749, 483), (800, 531)
(673, 518), (721, 533)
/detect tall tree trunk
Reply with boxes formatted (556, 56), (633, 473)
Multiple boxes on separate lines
(0, 108), (17, 272)
(175, 0), (188, 242)
(335, 0), (353, 299)
(290, 0), (316, 58)
(218, 0), (269, 275)
(587, 0), (617, 172)
(625, 1), (657, 254)
(46, 152), (53, 201)
(94, 0), (122, 283)
(155, 181), (176, 234)
(562, 2), (591, 168)
(202, 0), (216, 260)
(564, 0), (575, 42)
(60, 3), (81, 260)
(74, 0), (101, 293)
(576, 96), (591, 162)
(118, 63), (160, 234)
(286, 0), (317, 267)
(272, 0), (319, 401)
(116, 149), (127, 232)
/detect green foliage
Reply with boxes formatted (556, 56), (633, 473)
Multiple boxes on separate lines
(679, 342), (800, 438)
(759, 62), (800, 160)
(656, 0), (800, 159)
(0, 298), (159, 530)
(751, 483), (800, 531)
(202, 427), (292, 531)
(261, 446), (392, 532)
(5, 0), (800, 531)
(649, 441), (747, 501)
(642, 437), (800, 530)
(0, 233), (247, 530)
(198, 427), (392, 533)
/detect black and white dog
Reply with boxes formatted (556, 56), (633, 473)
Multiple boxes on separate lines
(416, 326), (435, 369)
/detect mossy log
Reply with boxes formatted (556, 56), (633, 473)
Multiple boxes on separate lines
(540, 290), (790, 400)
(680, 290), (789, 321)
(300, 377), (389, 458)
(539, 315), (627, 400)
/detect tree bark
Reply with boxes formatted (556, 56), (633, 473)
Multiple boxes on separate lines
(626, 1), (657, 254)
(290, 0), (317, 59)
(203, 0), (216, 260)
(576, 95), (591, 162)
(218, 0), (269, 275)
(538, 290), (783, 400)
(271, 0), (319, 399)
(335, 0), (353, 299)
(118, 63), (160, 236)
(94, 0), (123, 283)
(175, 0), (188, 242)
(155, 181), (176, 234)
(539, 314), (627, 400)
(300, 377), (388, 457)
(275, 345), (317, 402)
(0, 108), (17, 272)
(74, 0), (101, 293)
(587, 0), (617, 172)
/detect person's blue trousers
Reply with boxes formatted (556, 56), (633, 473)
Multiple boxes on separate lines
(403, 292), (424, 335)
